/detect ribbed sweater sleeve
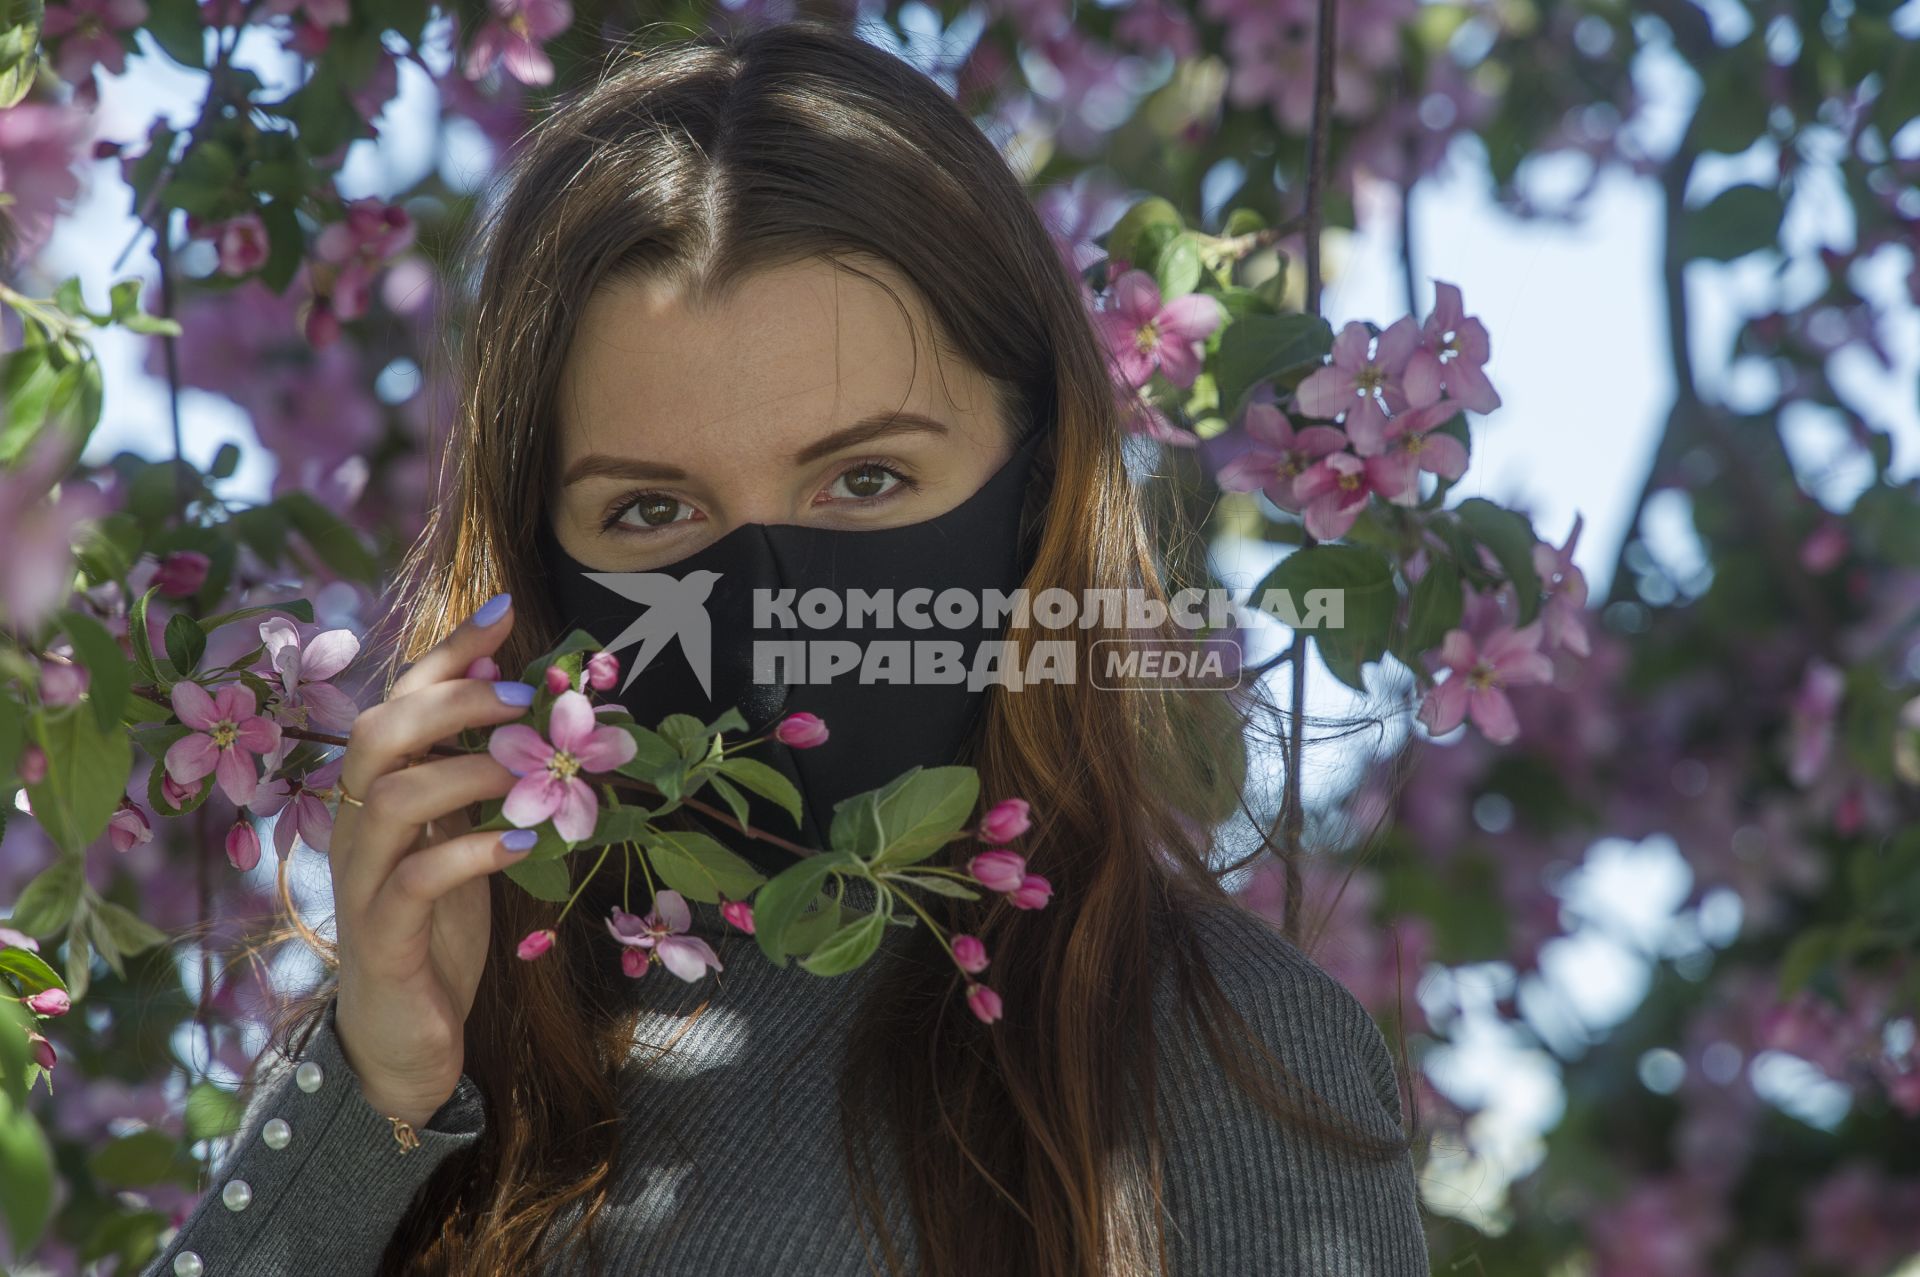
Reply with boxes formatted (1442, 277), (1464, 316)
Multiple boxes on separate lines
(1152, 900), (1430, 1275)
(139, 996), (486, 1277)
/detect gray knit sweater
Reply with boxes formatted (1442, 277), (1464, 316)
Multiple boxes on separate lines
(141, 894), (1428, 1276)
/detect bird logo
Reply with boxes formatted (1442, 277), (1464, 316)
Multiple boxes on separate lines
(577, 570), (724, 698)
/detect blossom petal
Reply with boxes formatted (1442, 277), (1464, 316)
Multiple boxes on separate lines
(489, 724), (553, 776)
(234, 715), (281, 755)
(656, 934), (722, 982)
(164, 732), (218, 784)
(216, 746), (259, 806)
(651, 888), (693, 934)
(1294, 365), (1354, 419)
(572, 724), (638, 773)
(552, 776), (599, 842)
(546, 690), (596, 752)
(1467, 687), (1520, 744)
(300, 628), (361, 681)
(170, 679), (219, 731)
(502, 772), (564, 827)
(1418, 676), (1470, 736)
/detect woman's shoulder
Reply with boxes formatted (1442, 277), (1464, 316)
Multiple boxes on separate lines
(1142, 894), (1430, 1274)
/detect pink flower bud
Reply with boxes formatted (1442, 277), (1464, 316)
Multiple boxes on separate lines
(967, 850), (1026, 893)
(585, 651), (619, 692)
(720, 899), (756, 933)
(225, 821), (261, 872)
(0, 926), (38, 951)
(965, 983), (1003, 1024)
(1009, 873), (1052, 910)
(19, 743), (47, 786)
(977, 797), (1031, 844)
(109, 802), (152, 853)
(215, 213), (269, 277)
(516, 928), (556, 960)
(28, 1032), (56, 1070)
(951, 934), (988, 973)
(25, 988), (70, 1017)
(161, 774), (194, 811)
(774, 711), (829, 749)
(544, 664), (571, 694)
(38, 659), (87, 707)
(620, 947), (648, 978)
(154, 550), (210, 598)
(464, 655), (501, 681)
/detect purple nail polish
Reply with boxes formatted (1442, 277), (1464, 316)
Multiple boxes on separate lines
(470, 592), (511, 627)
(500, 829), (538, 853)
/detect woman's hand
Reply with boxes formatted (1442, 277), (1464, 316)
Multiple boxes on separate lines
(326, 592), (541, 1129)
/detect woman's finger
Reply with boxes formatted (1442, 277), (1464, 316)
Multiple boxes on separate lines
(387, 592), (516, 703)
(332, 752), (521, 913)
(335, 676), (536, 802)
(358, 827), (541, 953)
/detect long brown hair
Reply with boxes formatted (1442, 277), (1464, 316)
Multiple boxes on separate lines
(255, 20), (1422, 1275)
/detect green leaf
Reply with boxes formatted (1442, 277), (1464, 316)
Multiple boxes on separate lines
(642, 829), (767, 904)
(715, 756), (803, 826)
(63, 920), (90, 1003)
(1399, 558), (1463, 663)
(71, 511), (140, 585)
(828, 790), (885, 859)
(88, 899), (170, 966)
(1102, 197), (1183, 272)
(884, 873), (982, 900)
(0, 1087), (54, 1255)
(276, 491), (379, 584)
(1680, 183), (1785, 262)
(5, 858), (82, 942)
(88, 1129), (186, 1187)
(162, 612), (206, 677)
(128, 585), (175, 690)
(0, 0), (42, 111)
(0, 350), (62, 464)
(1154, 233), (1204, 300)
(1253, 545), (1396, 693)
(752, 852), (853, 967)
(25, 706), (132, 855)
(142, 0), (205, 67)
(869, 766), (979, 869)
(0, 945), (64, 996)
(516, 626), (601, 688)
(797, 905), (887, 976)
(185, 1081), (244, 1141)
(1455, 498), (1543, 624)
(1214, 313), (1335, 422)
(209, 442), (240, 479)
(503, 855), (571, 902)
(702, 772), (751, 827)
(52, 610), (127, 733)
(658, 713), (711, 760)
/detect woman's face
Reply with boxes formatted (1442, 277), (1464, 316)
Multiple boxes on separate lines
(548, 256), (1016, 571)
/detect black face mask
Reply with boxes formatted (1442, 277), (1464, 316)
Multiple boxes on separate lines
(537, 432), (1043, 875)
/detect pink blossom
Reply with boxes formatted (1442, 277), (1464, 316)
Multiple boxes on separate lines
(1095, 268), (1223, 390)
(1291, 449), (1410, 541)
(28, 1032), (56, 1070)
(977, 797), (1032, 843)
(108, 800), (152, 853)
(38, 658), (88, 707)
(517, 928), (556, 960)
(965, 982), (1003, 1024)
(225, 820), (261, 872)
(0, 926), (41, 951)
(1374, 398), (1469, 500)
(164, 681), (282, 806)
(211, 212), (269, 276)
(951, 934), (989, 973)
(1532, 514), (1592, 657)
(1404, 281), (1502, 414)
(462, 0), (574, 86)
(25, 988), (70, 1016)
(585, 650), (619, 691)
(1213, 404), (1347, 512)
(620, 946), (647, 977)
(40, 0), (148, 86)
(250, 757), (344, 859)
(1295, 316), (1430, 454)
(153, 550), (210, 597)
(775, 711), (829, 749)
(605, 890), (724, 982)
(1008, 874), (1053, 910)
(543, 664), (570, 695)
(720, 899), (755, 933)
(968, 850), (1027, 893)
(489, 690), (638, 841)
(1785, 659), (1845, 787)
(1416, 623), (1556, 745)
(314, 197), (415, 266)
(260, 617), (361, 733)
(159, 772), (194, 812)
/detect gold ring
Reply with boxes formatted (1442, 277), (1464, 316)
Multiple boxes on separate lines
(337, 778), (367, 809)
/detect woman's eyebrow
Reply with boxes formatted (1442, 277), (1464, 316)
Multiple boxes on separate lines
(790, 412), (949, 465)
(561, 412), (949, 486)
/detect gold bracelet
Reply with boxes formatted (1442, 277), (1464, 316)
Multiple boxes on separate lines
(387, 1114), (422, 1153)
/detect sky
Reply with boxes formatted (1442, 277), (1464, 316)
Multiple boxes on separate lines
(28, 9), (1920, 1229)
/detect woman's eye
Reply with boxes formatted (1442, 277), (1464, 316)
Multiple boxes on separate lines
(608, 493), (697, 532)
(827, 462), (906, 501)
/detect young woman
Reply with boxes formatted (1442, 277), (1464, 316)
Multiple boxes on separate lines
(144, 21), (1428, 1277)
